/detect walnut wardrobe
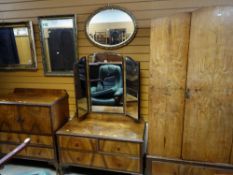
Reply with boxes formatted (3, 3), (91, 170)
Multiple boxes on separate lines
(147, 6), (233, 175)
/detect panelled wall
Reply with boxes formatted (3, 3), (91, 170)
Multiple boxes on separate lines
(0, 0), (233, 119)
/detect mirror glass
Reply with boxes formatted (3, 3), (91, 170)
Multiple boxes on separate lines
(88, 53), (124, 113)
(0, 21), (37, 70)
(125, 56), (140, 120)
(74, 57), (89, 118)
(39, 15), (77, 76)
(86, 7), (136, 49)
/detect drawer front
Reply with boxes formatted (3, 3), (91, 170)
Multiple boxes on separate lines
(58, 136), (96, 151)
(0, 144), (54, 160)
(18, 106), (51, 134)
(60, 150), (140, 173)
(99, 140), (140, 156)
(151, 161), (233, 175)
(0, 132), (53, 147)
(0, 105), (21, 132)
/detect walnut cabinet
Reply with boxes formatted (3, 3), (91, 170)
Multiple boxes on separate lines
(0, 88), (69, 167)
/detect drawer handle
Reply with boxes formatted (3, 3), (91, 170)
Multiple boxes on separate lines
(75, 143), (80, 148)
(116, 147), (121, 151)
(76, 157), (81, 161)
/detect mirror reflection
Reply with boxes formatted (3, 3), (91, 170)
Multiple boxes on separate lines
(125, 56), (140, 120)
(86, 7), (136, 49)
(74, 52), (140, 120)
(88, 53), (124, 113)
(74, 57), (88, 118)
(0, 21), (37, 70)
(39, 15), (77, 75)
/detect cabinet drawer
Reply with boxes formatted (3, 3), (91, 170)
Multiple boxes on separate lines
(18, 106), (51, 134)
(0, 132), (53, 147)
(0, 144), (54, 160)
(99, 140), (140, 156)
(151, 161), (233, 175)
(58, 136), (96, 151)
(60, 150), (140, 173)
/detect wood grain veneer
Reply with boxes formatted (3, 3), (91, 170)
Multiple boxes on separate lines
(0, 88), (69, 167)
(57, 113), (146, 174)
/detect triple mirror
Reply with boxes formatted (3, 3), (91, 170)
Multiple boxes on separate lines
(86, 6), (137, 49)
(0, 21), (37, 70)
(74, 52), (140, 120)
(39, 15), (77, 76)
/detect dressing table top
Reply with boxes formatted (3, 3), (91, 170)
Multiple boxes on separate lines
(57, 113), (145, 143)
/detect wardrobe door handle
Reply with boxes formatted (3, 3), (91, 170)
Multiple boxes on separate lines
(185, 89), (190, 99)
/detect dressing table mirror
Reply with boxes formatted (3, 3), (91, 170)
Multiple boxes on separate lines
(86, 6), (137, 49)
(74, 52), (140, 121)
(39, 15), (77, 76)
(74, 57), (89, 118)
(0, 21), (37, 70)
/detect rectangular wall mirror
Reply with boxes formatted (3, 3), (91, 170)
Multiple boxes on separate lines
(0, 21), (37, 70)
(39, 15), (77, 76)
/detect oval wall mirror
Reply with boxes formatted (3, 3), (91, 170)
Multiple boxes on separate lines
(86, 6), (137, 49)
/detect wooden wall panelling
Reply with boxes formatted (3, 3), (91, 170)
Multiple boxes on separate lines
(0, 23), (150, 119)
(148, 13), (191, 157)
(182, 6), (233, 164)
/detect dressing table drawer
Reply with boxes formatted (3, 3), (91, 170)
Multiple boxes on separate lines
(60, 150), (140, 172)
(0, 143), (54, 160)
(0, 132), (53, 146)
(98, 140), (140, 156)
(58, 136), (97, 151)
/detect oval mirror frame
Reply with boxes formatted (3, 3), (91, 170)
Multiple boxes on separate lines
(85, 6), (137, 49)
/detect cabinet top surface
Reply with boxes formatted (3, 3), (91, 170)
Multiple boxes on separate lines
(0, 88), (67, 106)
(57, 113), (145, 142)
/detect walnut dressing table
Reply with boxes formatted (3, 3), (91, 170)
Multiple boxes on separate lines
(57, 113), (146, 174)
(0, 88), (69, 168)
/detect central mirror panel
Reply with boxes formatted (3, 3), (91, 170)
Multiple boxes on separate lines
(88, 53), (124, 113)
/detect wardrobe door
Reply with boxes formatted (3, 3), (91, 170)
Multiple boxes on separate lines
(148, 13), (191, 158)
(182, 7), (233, 164)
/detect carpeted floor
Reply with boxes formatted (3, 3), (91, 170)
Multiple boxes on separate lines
(0, 164), (56, 175)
